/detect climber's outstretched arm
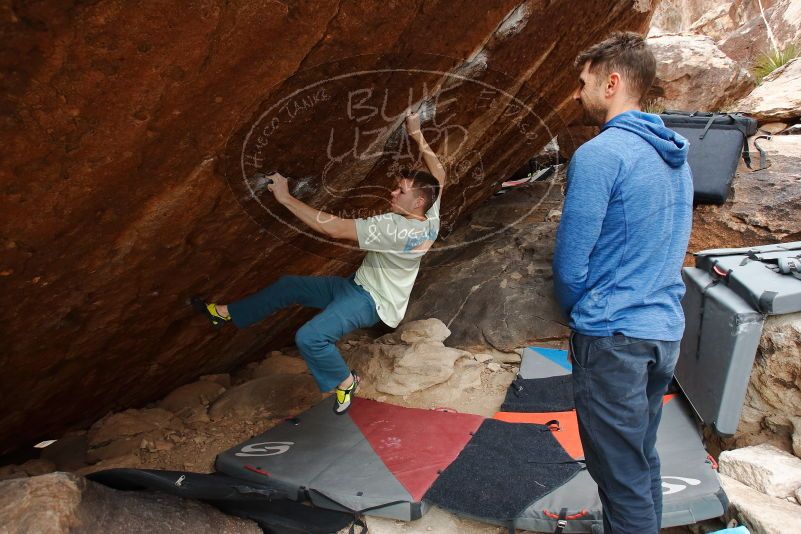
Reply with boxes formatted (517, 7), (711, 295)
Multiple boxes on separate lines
(267, 173), (357, 241)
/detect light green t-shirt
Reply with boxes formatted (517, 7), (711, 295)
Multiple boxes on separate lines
(354, 198), (441, 327)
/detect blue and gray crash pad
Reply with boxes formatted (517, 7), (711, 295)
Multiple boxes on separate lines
(90, 346), (727, 533)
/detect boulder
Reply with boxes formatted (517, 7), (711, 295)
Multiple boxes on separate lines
(720, 474), (801, 534)
(39, 432), (89, 471)
(724, 313), (801, 454)
(404, 179), (569, 352)
(474, 353), (494, 363)
(719, 0), (801, 66)
(687, 1), (745, 41)
(251, 353), (310, 378)
(0, 0), (656, 456)
(88, 409), (182, 448)
(208, 374), (320, 421)
(647, 33), (755, 111)
(76, 454), (143, 477)
(0, 464), (26, 482)
(199, 374), (232, 388)
(557, 125), (599, 161)
(0, 472), (260, 533)
(0, 459), (56, 482)
(346, 338), (474, 397)
(719, 443), (801, 499)
(648, 0), (771, 37)
(86, 437), (143, 464)
(649, 0), (722, 35)
(159, 380), (226, 414)
(734, 58), (801, 121)
(376, 318), (452, 345)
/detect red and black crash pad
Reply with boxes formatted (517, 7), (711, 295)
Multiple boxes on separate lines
(215, 397), (484, 520)
(423, 418), (583, 527)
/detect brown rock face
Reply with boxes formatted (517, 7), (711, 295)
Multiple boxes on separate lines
(405, 177), (569, 352)
(557, 125), (599, 162)
(208, 373), (320, 421)
(0, 2), (654, 454)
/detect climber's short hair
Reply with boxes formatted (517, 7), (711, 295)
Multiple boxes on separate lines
(399, 170), (440, 213)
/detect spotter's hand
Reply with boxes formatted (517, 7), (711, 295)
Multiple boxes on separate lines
(405, 111), (423, 141)
(266, 172), (292, 204)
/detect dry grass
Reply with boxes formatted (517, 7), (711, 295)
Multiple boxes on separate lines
(752, 43), (799, 84)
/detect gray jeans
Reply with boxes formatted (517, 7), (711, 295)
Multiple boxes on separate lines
(570, 331), (680, 534)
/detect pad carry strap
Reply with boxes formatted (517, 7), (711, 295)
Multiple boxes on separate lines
(511, 375), (525, 396)
(349, 515), (368, 534)
(745, 251), (779, 265)
(748, 135), (770, 171)
(694, 278), (720, 360)
(553, 508), (568, 534)
(699, 114), (716, 140)
(528, 458), (587, 467)
(714, 113), (767, 172)
(744, 251), (801, 269)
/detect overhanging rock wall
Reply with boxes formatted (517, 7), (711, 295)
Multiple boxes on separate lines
(0, 1), (654, 454)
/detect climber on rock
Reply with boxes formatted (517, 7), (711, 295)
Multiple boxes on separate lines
(193, 111), (446, 415)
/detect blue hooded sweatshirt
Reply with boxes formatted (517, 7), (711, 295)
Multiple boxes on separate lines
(553, 110), (693, 341)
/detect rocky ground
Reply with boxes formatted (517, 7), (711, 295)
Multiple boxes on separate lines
(1, 315), (721, 534)
(0, 317), (555, 533)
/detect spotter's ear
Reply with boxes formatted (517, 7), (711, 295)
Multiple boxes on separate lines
(605, 71), (622, 96)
